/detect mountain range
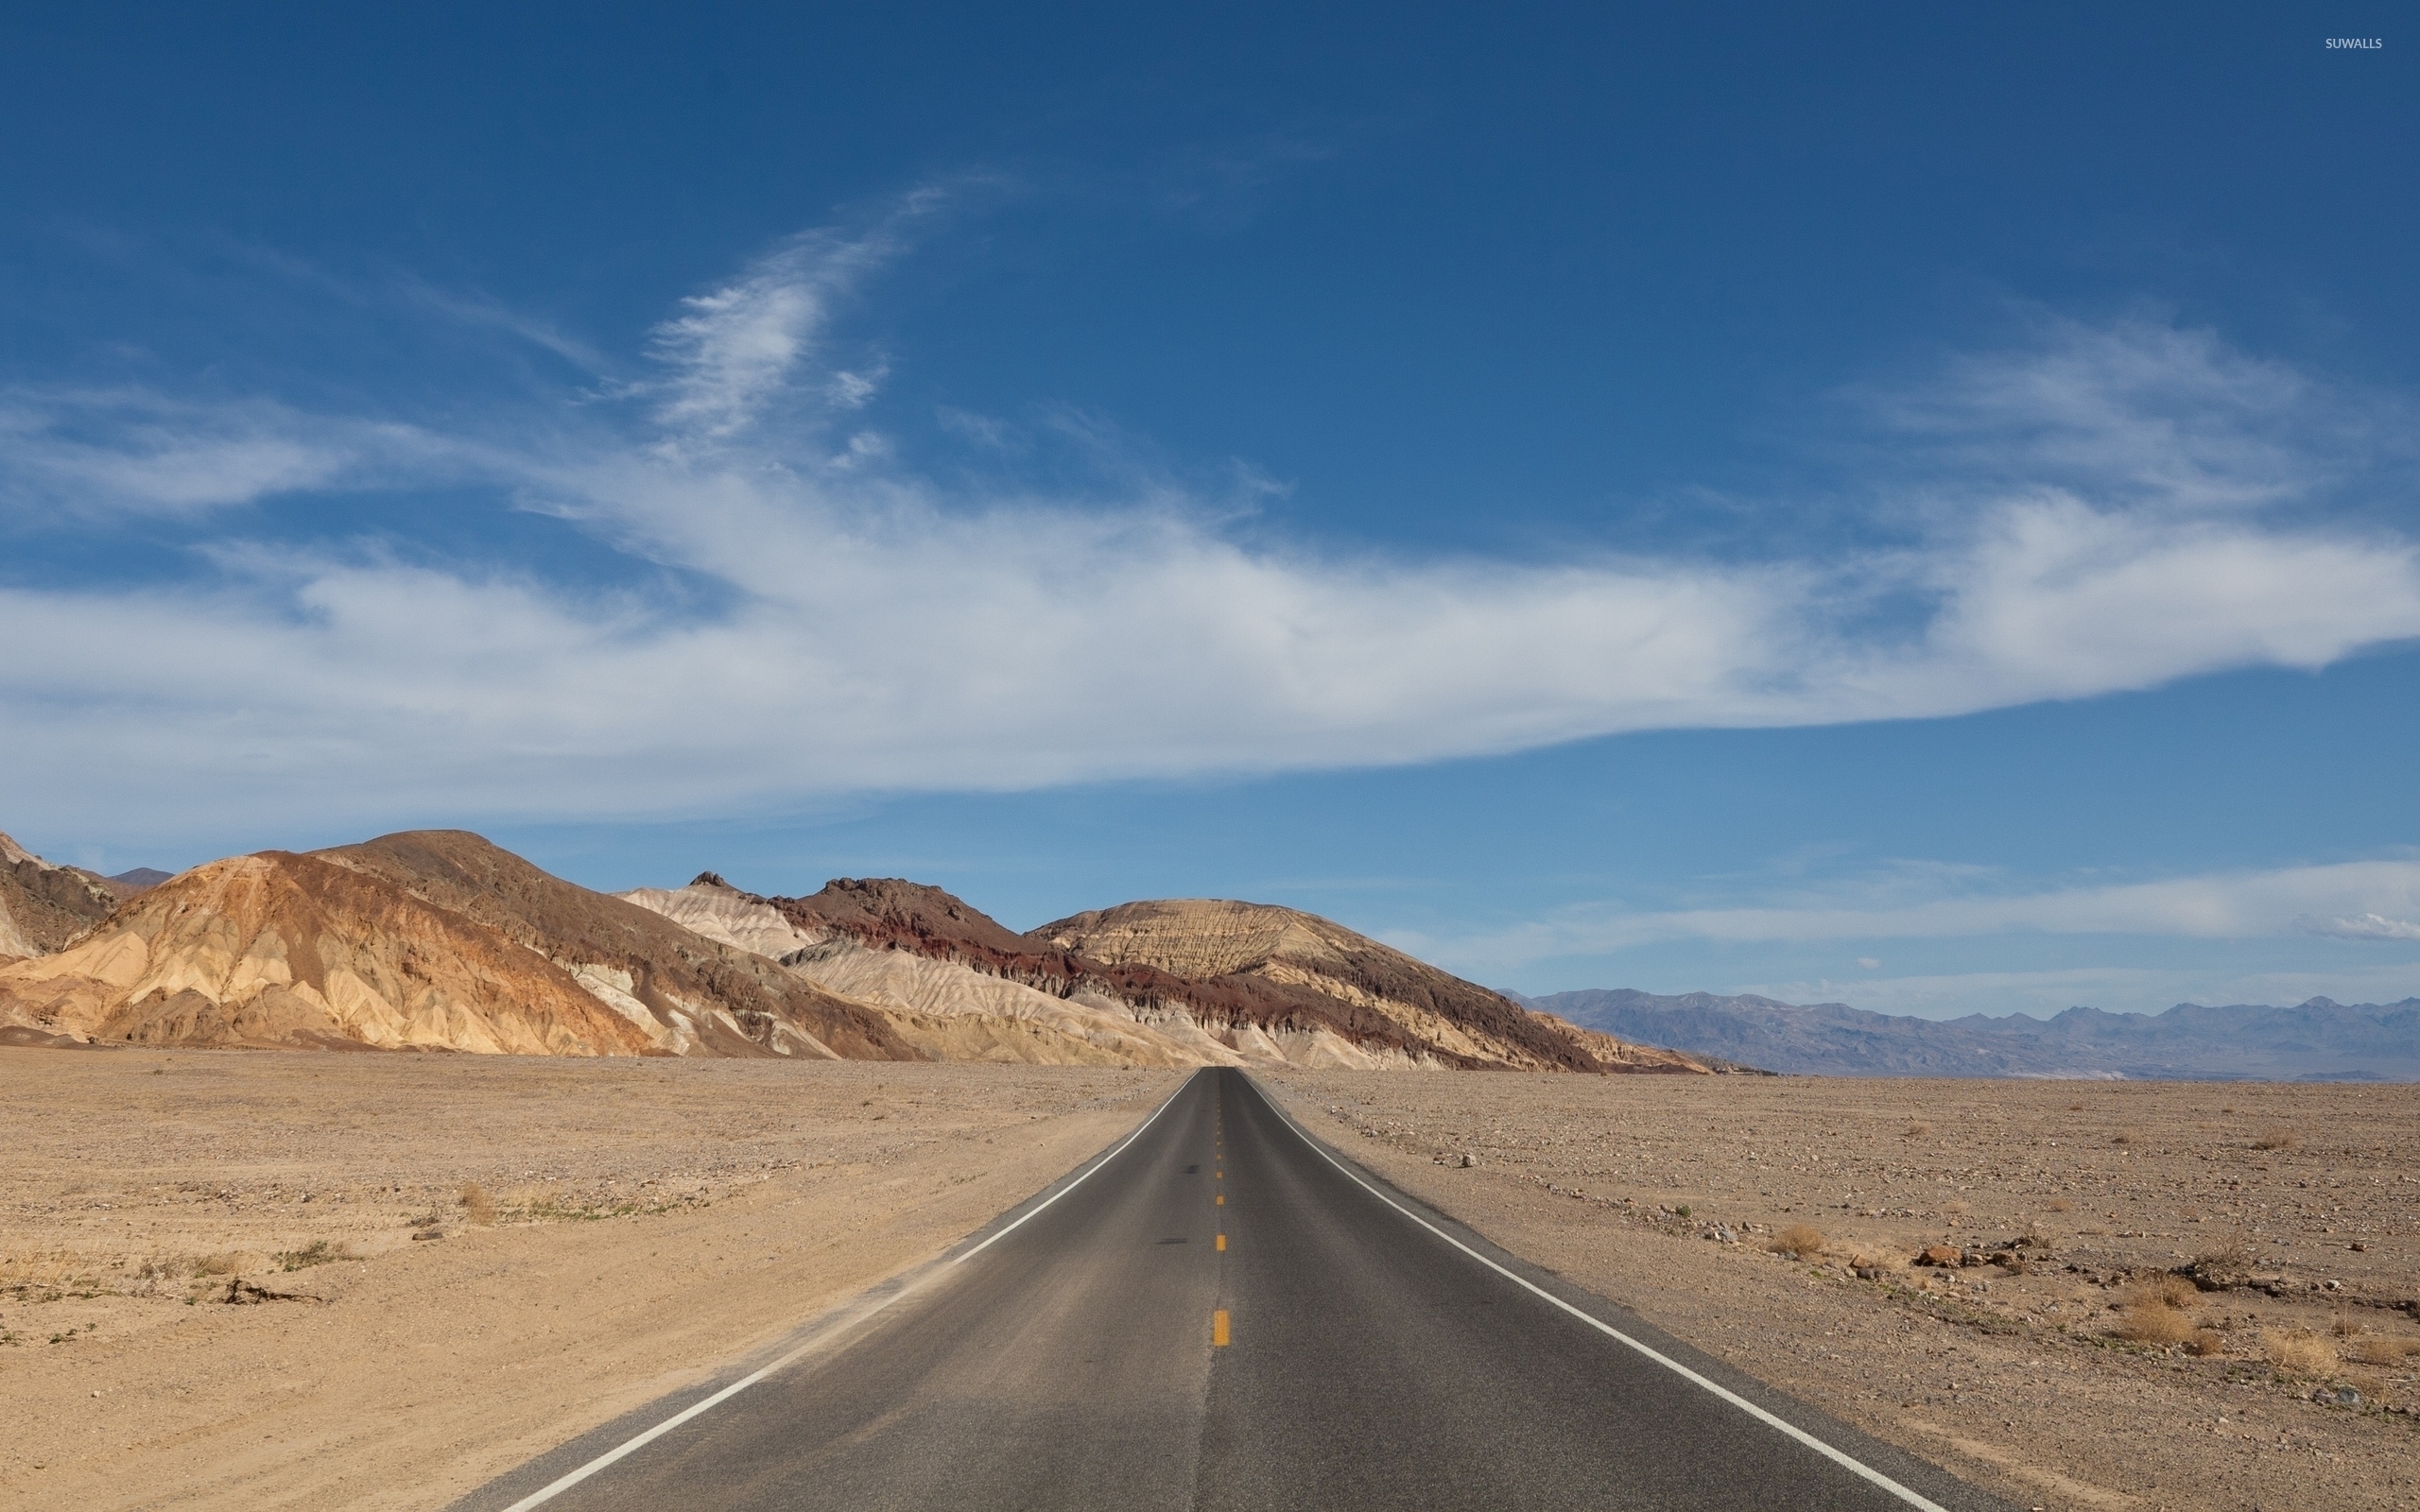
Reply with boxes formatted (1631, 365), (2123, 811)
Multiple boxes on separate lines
(0, 825), (1703, 1074)
(1516, 988), (2420, 1081)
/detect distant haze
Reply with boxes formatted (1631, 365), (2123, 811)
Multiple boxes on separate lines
(1513, 988), (2420, 1081)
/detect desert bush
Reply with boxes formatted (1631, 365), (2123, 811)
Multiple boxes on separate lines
(2252, 1129), (2297, 1151)
(2185, 1329), (2226, 1357)
(275, 1239), (351, 1271)
(2116, 1303), (2199, 1346)
(1903, 1121), (1930, 1138)
(2121, 1275), (2200, 1310)
(1770, 1224), (1826, 1257)
(460, 1181), (497, 1225)
(2046, 1196), (2074, 1212)
(2111, 1130), (2135, 1146)
(2346, 1335), (2420, 1366)
(192, 1252), (243, 1277)
(2263, 1330), (2339, 1377)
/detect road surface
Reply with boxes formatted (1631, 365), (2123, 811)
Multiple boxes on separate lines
(460, 1067), (2012, 1511)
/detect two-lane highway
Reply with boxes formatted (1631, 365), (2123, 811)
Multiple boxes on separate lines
(461, 1069), (2013, 1511)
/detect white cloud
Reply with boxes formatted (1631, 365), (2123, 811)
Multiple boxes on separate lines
(1405, 860), (2420, 971)
(2300, 912), (2420, 941)
(4, 212), (2420, 840)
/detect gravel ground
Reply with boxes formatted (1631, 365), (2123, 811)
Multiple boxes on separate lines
(1264, 1069), (2420, 1512)
(0, 1047), (1176, 1510)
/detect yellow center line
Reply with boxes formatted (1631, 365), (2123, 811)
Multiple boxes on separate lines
(1216, 1194), (1223, 1205)
(1213, 1309), (1231, 1347)
(1215, 1233), (1226, 1251)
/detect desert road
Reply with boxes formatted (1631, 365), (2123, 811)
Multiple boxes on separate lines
(459, 1068), (2013, 1511)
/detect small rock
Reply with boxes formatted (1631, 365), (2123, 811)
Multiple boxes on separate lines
(411, 1228), (444, 1242)
(2350, 1242), (2366, 1252)
(2314, 1385), (2362, 1406)
(1459, 1153), (1478, 1168)
(1914, 1245), (1964, 1267)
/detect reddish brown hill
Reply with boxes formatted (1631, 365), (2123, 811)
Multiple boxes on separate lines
(315, 833), (919, 1061)
(769, 880), (1701, 1072)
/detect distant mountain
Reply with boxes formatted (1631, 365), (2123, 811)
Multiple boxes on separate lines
(105, 867), (174, 895)
(1513, 988), (2420, 1080)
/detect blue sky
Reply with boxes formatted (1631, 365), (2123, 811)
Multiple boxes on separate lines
(3, 5), (2415, 1017)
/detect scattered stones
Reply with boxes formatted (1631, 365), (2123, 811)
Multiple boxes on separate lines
(1914, 1245), (1964, 1267)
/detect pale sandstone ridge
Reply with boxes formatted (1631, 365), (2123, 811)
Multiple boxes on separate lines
(622, 876), (1250, 1068)
(0, 827), (122, 959)
(0, 851), (663, 1052)
(1033, 897), (1712, 1074)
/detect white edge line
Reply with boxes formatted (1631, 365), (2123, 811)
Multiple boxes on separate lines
(493, 1073), (1196, 1511)
(1254, 1079), (1955, 1512)
(952, 1074), (1190, 1263)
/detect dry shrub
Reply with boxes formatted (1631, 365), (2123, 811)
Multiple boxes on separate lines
(2252, 1129), (2297, 1151)
(2116, 1304), (2199, 1346)
(2111, 1130), (2136, 1146)
(2346, 1335), (2420, 1366)
(460, 1181), (497, 1225)
(2046, 1196), (2075, 1212)
(1770, 1224), (1826, 1257)
(192, 1252), (243, 1277)
(1903, 1121), (1930, 1138)
(2122, 1275), (2201, 1310)
(2263, 1330), (2340, 1377)
(2185, 1329), (2227, 1357)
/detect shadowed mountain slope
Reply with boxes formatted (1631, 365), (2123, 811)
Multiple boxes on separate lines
(1521, 988), (2420, 1080)
(0, 831), (122, 958)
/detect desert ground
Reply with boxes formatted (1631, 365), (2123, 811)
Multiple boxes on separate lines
(0, 1047), (1176, 1510)
(1261, 1069), (2420, 1512)
(3, 1052), (2414, 1511)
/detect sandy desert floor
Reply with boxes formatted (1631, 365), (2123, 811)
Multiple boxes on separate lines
(5, 1053), (2415, 1512)
(0, 1048), (1176, 1511)
(1262, 1070), (2420, 1512)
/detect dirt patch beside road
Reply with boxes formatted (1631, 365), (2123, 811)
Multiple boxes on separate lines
(0, 1047), (1174, 1510)
(1264, 1070), (2420, 1512)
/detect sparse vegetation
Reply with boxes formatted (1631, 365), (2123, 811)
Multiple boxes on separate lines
(1770, 1224), (1825, 1257)
(275, 1240), (350, 1271)
(192, 1252), (243, 1277)
(1903, 1121), (1930, 1138)
(2046, 1196), (2074, 1212)
(2262, 1329), (2340, 1377)
(2112, 1276), (2201, 1344)
(460, 1181), (496, 1225)
(2346, 1334), (2420, 1366)
(2252, 1129), (2297, 1151)
(2185, 1329), (2226, 1357)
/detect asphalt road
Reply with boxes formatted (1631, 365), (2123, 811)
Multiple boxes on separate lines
(463, 1068), (2014, 1512)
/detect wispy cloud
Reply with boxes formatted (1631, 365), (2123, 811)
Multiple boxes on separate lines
(1400, 860), (2420, 971)
(4, 199), (2420, 841)
(2299, 912), (2420, 941)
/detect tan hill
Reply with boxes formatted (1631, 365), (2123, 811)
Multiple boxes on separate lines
(0, 830), (122, 959)
(1031, 898), (1709, 1074)
(309, 832), (917, 1060)
(0, 831), (923, 1059)
(0, 850), (664, 1053)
